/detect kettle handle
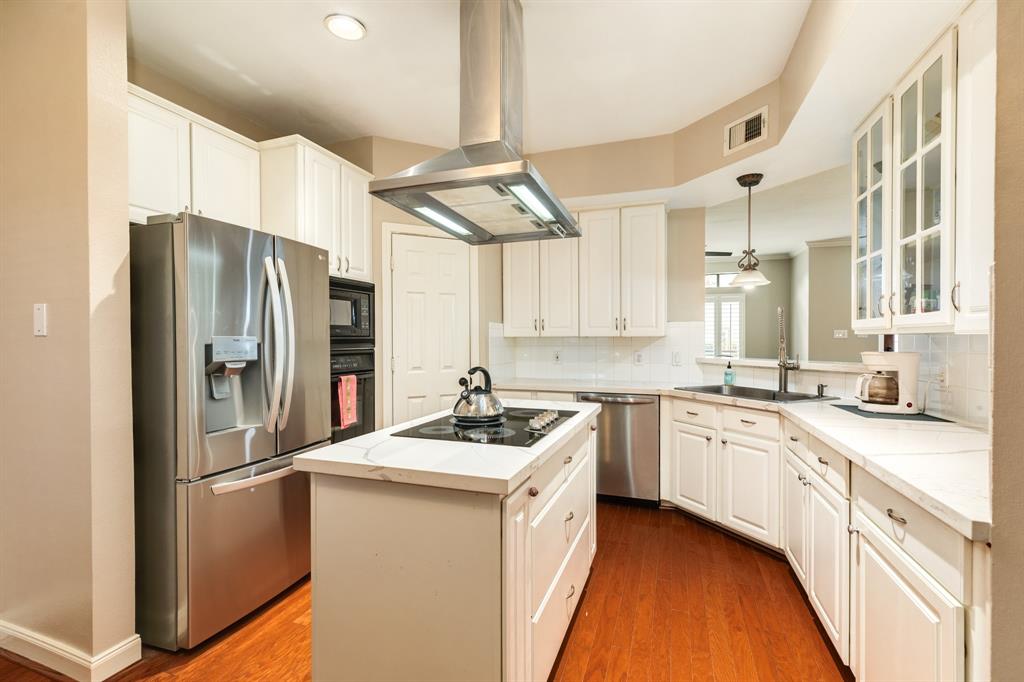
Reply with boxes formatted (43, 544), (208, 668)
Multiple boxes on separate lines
(854, 374), (866, 398)
(467, 366), (492, 392)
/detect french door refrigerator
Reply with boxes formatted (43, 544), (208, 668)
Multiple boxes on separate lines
(129, 213), (330, 650)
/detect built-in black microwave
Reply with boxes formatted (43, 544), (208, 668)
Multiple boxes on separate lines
(329, 277), (373, 341)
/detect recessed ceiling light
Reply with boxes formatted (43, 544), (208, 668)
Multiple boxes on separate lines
(324, 14), (366, 41)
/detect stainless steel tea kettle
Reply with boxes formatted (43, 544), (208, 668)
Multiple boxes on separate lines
(452, 367), (504, 421)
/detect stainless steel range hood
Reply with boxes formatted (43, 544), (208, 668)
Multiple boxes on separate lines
(368, 0), (579, 244)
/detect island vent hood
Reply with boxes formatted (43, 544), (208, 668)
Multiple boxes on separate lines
(368, 0), (579, 245)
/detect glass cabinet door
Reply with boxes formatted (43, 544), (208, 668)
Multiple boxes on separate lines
(890, 30), (956, 329)
(851, 98), (892, 333)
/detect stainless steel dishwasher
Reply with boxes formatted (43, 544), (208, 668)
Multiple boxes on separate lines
(576, 393), (660, 502)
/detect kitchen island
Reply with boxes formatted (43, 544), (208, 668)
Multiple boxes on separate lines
(293, 399), (601, 682)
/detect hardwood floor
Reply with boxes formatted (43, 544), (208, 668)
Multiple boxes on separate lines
(0, 501), (845, 682)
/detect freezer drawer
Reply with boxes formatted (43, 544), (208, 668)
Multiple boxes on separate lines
(182, 455), (311, 648)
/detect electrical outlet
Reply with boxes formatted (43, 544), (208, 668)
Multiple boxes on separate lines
(833, 329), (849, 339)
(553, 350), (562, 364)
(633, 351), (644, 365)
(33, 303), (47, 337)
(672, 351), (683, 366)
(936, 366), (948, 388)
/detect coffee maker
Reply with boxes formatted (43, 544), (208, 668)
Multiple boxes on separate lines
(855, 351), (922, 414)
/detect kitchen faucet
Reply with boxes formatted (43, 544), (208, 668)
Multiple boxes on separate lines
(777, 306), (800, 392)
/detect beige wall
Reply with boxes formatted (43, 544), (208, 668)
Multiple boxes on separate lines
(790, 249), (810, 359)
(1, 0), (138, 673)
(667, 208), (706, 322)
(806, 243), (875, 362)
(128, 59), (281, 142)
(991, 0), (1024, 677)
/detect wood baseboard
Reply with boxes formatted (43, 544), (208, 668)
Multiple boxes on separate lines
(0, 620), (140, 682)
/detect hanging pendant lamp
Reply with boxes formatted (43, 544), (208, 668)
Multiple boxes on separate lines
(732, 172), (771, 289)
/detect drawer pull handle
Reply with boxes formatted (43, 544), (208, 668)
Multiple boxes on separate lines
(528, 487), (539, 497)
(886, 508), (908, 525)
(566, 584), (575, 599)
(789, 436), (799, 442)
(740, 419), (756, 425)
(564, 455), (573, 465)
(686, 410), (699, 416)
(565, 511), (574, 522)
(817, 456), (829, 466)
(705, 435), (712, 442)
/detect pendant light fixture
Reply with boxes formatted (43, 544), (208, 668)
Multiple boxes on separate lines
(731, 172), (771, 289)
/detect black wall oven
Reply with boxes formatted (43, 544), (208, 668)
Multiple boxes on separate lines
(330, 277), (373, 340)
(330, 344), (375, 443)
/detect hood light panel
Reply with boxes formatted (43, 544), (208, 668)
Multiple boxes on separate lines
(414, 206), (471, 236)
(506, 184), (554, 223)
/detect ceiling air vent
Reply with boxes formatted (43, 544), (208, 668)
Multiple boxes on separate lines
(723, 106), (768, 156)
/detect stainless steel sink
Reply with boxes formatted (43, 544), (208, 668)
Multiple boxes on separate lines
(675, 385), (828, 403)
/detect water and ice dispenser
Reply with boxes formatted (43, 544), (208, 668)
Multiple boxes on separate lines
(204, 335), (261, 433)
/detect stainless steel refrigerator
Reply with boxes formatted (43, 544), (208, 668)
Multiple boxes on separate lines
(129, 212), (330, 650)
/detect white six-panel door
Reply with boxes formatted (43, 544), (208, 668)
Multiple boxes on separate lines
(578, 209), (621, 336)
(502, 241), (540, 337)
(620, 204), (666, 336)
(128, 93), (191, 223)
(667, 421), (716, 521)
(191, 123), (261, 229)
(391, 234), (471, 423)
(539, 238), (579, 337)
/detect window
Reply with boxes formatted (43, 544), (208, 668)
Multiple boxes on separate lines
(704, 294), (745, 357)
(705, 272), (739, 289)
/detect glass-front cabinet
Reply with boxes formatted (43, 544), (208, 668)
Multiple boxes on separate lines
(851, 99), (891, 333)
(851, 28), (956, 333)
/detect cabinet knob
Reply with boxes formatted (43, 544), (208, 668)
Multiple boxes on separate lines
(705, 435), (712, 442)
(721, 439), (728, 445)
(528, 487), (539, 497)
(566, 584), (576, 599)
(789, 435), (799, 442)
(564, 455), (573, 465)
(590, 424), (597, 432)
(847, 525), (860, 536)
(565, 511), (574, 522)
(197, 209), (203, 215)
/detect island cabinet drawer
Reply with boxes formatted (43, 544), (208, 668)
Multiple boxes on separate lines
(531, 450), (591, 613)
(721, 407), (778, 441)
(671, 399), (716, 429)
(853, 468), (970, 601)
(529, 427), (588, 516)
(783, 419), (809, 459)
(532, 516), (590, 682)
(805, 436), (850, 498)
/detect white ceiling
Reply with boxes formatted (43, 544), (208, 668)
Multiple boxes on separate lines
(126, 0), (809, 152)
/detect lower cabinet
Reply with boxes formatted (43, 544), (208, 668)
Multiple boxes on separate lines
(851, 509), (964, 681)
(782, 451), (809, 585)
(664, 420), (716, 520)
(503, 421), (596, 682)
(718, 432), (780, 546)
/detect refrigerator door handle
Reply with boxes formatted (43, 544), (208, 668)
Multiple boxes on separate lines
(210, 465), (296, 496)
(263, 256), (285, 433)
(277, 257), (297, 430)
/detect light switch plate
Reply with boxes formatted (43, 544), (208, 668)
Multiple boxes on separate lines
(553, 350), (561, 364)
(672, 351), (683, 366)
(833, 329), (849, 339)
(633, 351), (644, 365)
(33, 303), (47, 337)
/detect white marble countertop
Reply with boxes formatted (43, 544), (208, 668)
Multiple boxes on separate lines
(293, 400), (601, 496)
(780, 400), (991, 542)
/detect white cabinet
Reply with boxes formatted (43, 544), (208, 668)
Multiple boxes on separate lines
(851, 99), (892, 333)
(954, 0), (996, 334)
(578, 209), (621, 336)
(664, 420), (716, 521)
(340, 165), (372, 281)
(502, 241), (540, 336)
(718, 431), (779, 546)
(619, 205), (667, 336)
(807, 470), (849, 663)
(852, 508), (964, 681)
(190, 123), (261, 229)
(782, 450), (809, 586)
(578, 205), (666, 337)
(502, 480), (532, 682)
(501, 238), (578, 337)
(260, 136), (374, 281)
(128, 93), (190, 223)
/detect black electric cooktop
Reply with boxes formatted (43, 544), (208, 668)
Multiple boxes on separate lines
(392, 408), (579, 447)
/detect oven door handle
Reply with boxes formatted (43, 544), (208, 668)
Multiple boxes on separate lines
(263, 256), (285, 433)
(277, 257), (296, 430)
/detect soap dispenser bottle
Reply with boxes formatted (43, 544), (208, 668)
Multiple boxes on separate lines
(723, 361), (736, 385)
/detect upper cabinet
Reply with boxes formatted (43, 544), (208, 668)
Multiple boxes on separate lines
(850, 9), (995, 335)
(190, 123), (261, 229)
(578, 204), (666, 337)
(259, 136), (374, 282)
(128, 87), (261, 230)
(127, 94), (190, 224)
(502, 235), (579, 337)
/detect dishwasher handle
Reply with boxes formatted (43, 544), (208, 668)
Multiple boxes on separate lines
(577, 393), (658, 405)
